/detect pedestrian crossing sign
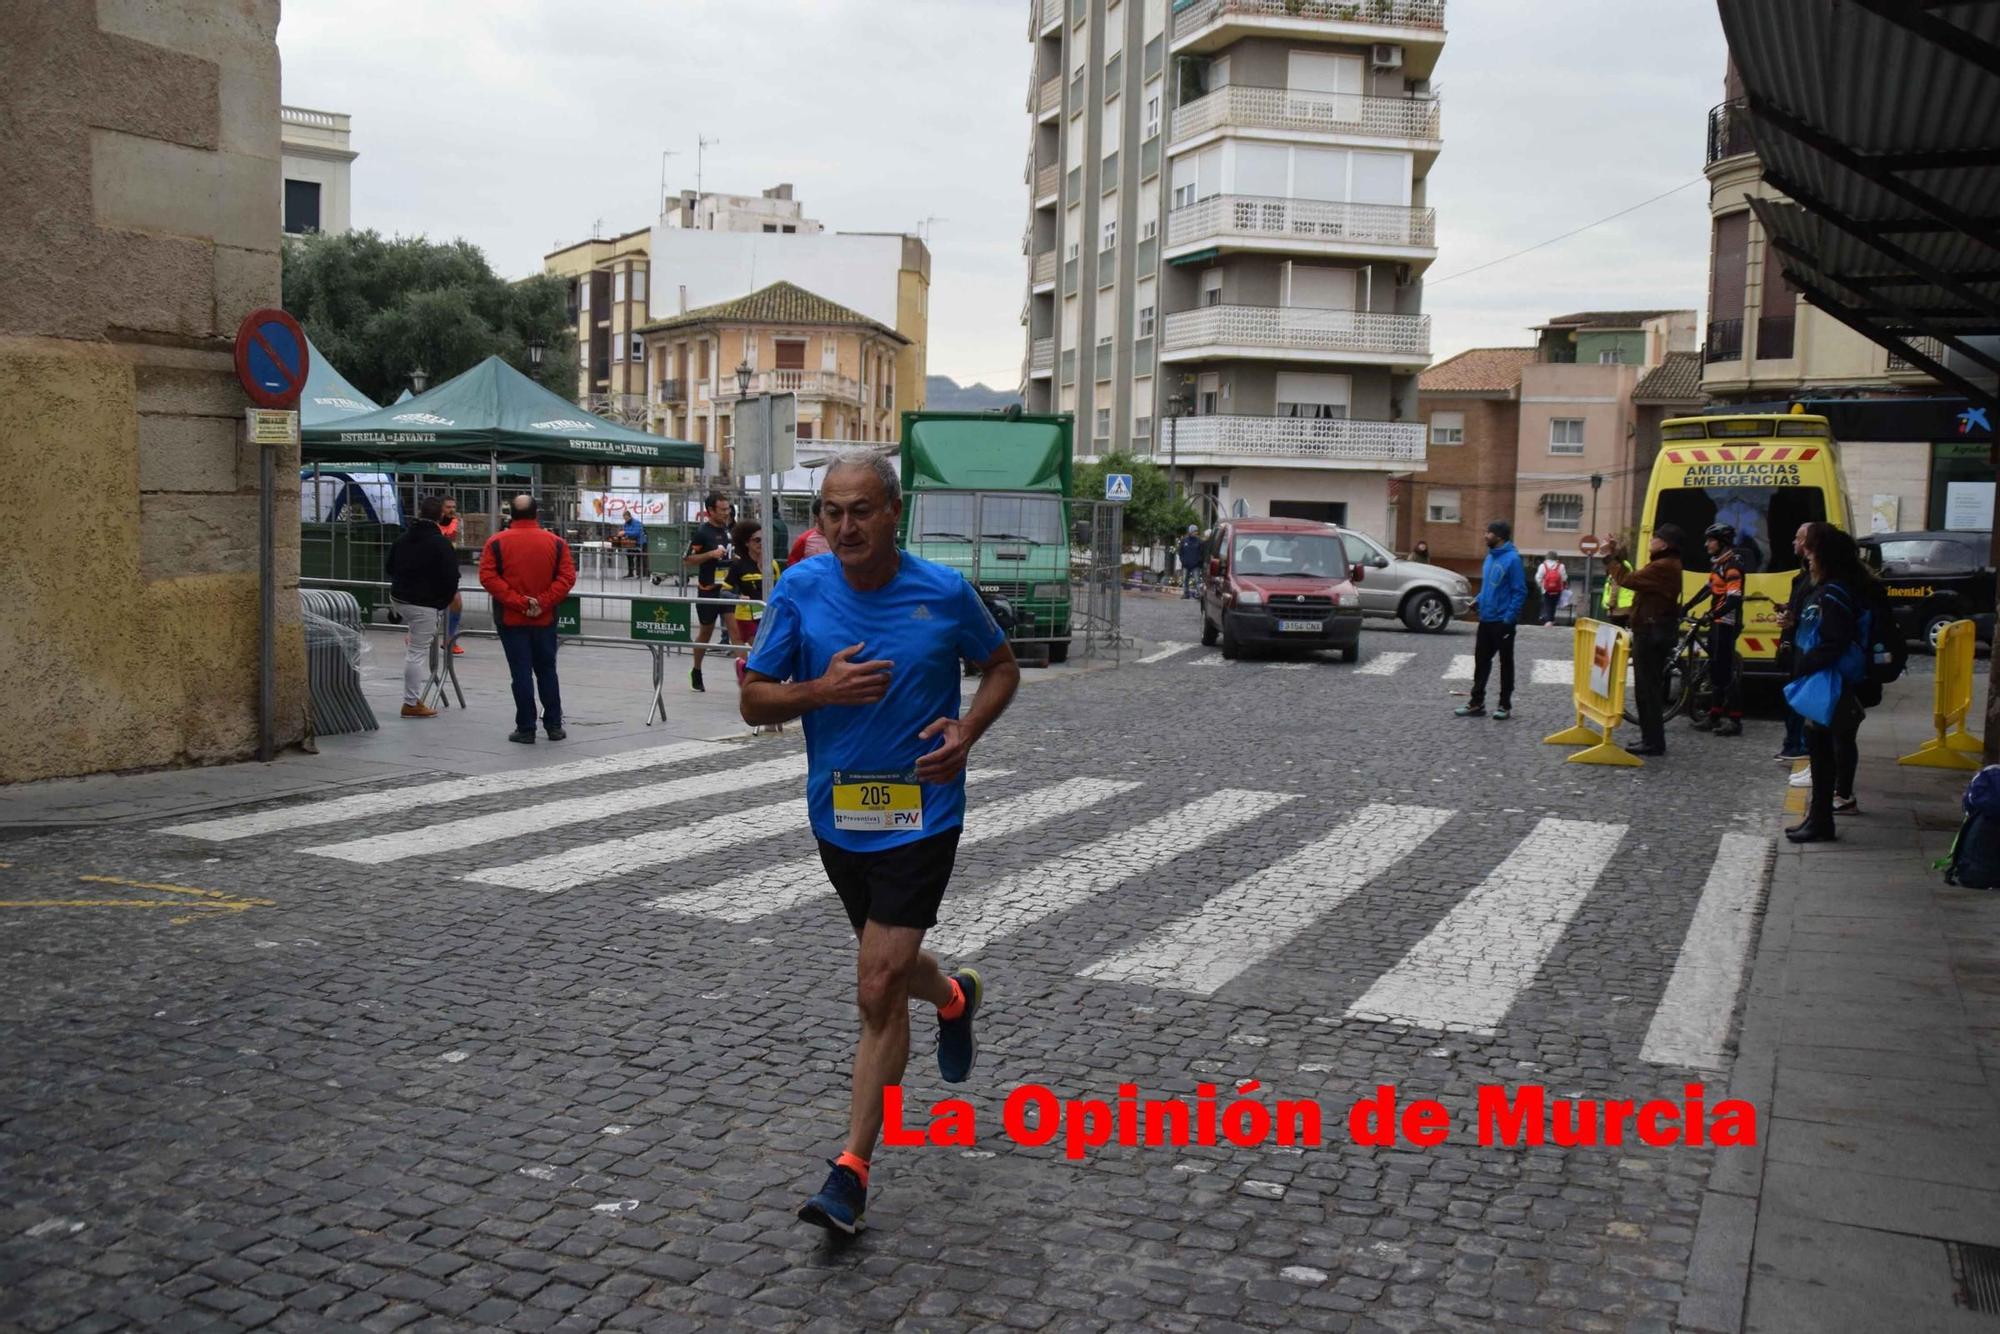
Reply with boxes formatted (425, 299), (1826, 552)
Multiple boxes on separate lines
(1105, 473), (1133, 502)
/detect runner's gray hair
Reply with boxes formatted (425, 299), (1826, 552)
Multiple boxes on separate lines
(825, 450), (901, 507)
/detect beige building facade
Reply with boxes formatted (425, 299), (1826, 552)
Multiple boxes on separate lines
(638, 282), (909, 477)
(1, 0), (305, 784)
(543, 227), (653, 422)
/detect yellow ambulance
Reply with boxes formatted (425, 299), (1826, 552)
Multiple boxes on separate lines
(1637, 412), (1854, 675)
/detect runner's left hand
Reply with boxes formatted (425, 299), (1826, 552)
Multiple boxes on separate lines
(914, 717), (972, 782)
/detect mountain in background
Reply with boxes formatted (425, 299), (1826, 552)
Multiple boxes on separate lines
(925, 376), (1022, 413)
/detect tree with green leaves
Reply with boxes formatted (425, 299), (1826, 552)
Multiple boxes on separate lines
(1072, 452), (1200, 549)
(282, 230), (577, 406)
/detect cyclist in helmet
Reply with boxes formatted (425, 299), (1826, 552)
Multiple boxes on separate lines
(1691, 521), (1747, 736)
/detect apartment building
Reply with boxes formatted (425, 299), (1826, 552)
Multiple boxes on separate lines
(1021, 0), (1443, 538)
(1401, 346), (1535, 575)
(660, 182), (821, 234)
(637, 282), (909, 475)
(1510, 311), (1697, 558)
(280, 105), (355, 236)
(1702, 68), (1958, 530)
(543, 227), (653, 421)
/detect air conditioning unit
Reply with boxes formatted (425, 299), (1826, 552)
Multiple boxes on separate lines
(1371, 44), (1404, 70)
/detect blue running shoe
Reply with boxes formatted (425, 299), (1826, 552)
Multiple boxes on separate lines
(798, 1161), (866, 1234)
(938, 967), (983, 1084)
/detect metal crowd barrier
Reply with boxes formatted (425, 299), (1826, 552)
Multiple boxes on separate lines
(300, 589), (378, 735)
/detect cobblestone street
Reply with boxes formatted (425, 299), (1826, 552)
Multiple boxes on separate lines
(0, 595), (1799, 1332)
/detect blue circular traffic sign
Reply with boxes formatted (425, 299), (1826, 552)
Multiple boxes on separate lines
(233, 307), (310, 409)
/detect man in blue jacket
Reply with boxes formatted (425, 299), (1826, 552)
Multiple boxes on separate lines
(1457, 519), (1527, 720)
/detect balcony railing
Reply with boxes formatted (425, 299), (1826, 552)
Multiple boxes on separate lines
(1171, 414), (1427, 465)
(1706, 99), (1755, 166)
(1038, 77), (1062, 118)
(1167, 195), (1437, 251)
(1035, 163), (1059, 200)
(1029, 337), (1055, 374)
(716, 370), (864, 403)
(1172, 85), (1440, 148)
(654, 378), (686, 404)
(1704, 318), (1744, 363)
(1754, 314), (1794, 361)
(1032, 250), (1057, 286)
(1161, 305), (1431, 359)
(1172, 0), (1446, 42)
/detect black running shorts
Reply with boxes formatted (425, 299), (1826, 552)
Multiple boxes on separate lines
(695, 586), (735, 627)
(816, 827), (964, 933)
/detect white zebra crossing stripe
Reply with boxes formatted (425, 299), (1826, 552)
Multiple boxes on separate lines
(1531, 659), (1572, 686)
(1137, 643), (1195, 664)
(464, 770), (1009, 893)
(1346, 817), (1627, 1034)
(303, 754), (810, 865)
(1082, 804), (1455, 995)
(159, 739), (731, 841)
(1640, 833), (1771, 1070)
(928, 789), (1297, 957)
(1356, 652), (1414, 676)
(1444, 655), (1568, 685)
(654, 776), (1141, 922)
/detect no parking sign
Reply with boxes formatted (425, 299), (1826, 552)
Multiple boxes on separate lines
(233, 307), (309, 409)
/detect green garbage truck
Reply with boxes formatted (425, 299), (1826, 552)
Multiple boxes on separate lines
(898, 410), (1075, 663)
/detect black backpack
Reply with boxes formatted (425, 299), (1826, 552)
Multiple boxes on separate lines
(1855, 580), (1908, 708)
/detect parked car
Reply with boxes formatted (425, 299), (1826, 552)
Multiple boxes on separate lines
(1337, 530), (1475, 632)
(1198, 518), (1364, 661)
(1859, 529), (1995, 652)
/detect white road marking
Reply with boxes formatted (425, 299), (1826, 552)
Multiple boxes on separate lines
(656, 776), (1140, 921)
(1346, 817), (1627, 1034)
(303, 754), (811, 864)
(1083, 804), (1455, 995)
(466, 770), (1006, 893)
(1188, 654), (1226, 667)
(929, 789), (1297, 956)
(1355, 652), (1414, 676)
(1266, 662), (1314, 671)
(159, 740), (731, 841)
(1640, 833), (1772, 1070)
(1444, 654), (1474, 680)
(1531, 659), (1573, 686)
(1137, 642), (1196, 664)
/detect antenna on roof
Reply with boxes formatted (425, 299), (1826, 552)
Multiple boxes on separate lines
(696, 134), (720, 218)
(918, 216), (948, 245)
(658, 149), (682, 218)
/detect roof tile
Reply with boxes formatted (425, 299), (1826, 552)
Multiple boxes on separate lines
(1419, 347), (1538, 393)
(1632, 350), (1704, 403)
(636, 281), (907, 341)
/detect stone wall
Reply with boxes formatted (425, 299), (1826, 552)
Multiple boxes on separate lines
(0, 0), (304, 784)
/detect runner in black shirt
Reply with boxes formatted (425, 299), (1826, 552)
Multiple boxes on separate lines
(682, 491), (734, 692)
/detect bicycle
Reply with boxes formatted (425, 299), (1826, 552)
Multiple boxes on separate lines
(1619, 593), (1777, 726)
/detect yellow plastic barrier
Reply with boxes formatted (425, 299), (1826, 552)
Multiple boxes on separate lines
(1899, 617), (1985, 770)
(1543, 617), (1642, 767)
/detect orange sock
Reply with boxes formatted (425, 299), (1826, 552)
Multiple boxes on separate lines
(835, 1151), (870, 1187)
(936, 977), (966, 1021)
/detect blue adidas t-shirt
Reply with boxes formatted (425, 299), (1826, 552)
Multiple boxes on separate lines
(745, 551), (1007, 852)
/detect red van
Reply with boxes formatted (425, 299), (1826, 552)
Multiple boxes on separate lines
(1197, 517), (1365, 661)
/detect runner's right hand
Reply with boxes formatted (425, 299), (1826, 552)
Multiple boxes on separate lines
(818, 643), (892, 707)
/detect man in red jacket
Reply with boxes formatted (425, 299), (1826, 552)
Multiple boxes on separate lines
(478, 494), (578, 743)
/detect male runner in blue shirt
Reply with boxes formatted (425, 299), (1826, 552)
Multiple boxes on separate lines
(741, 452), (1020, 1235)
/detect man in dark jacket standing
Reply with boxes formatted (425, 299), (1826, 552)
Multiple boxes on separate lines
(1608, 527), (1687, 756)
(1456, 520), (1527, 720)
(479, 494), (578, 744)
(386, 496), (462, 719)
(1178, 525), (1204, 598)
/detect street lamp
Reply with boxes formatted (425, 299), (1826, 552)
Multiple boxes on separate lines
(1166, 393), (1188, 500)
(734, 361), (753, 398)
(527, 338), (545, 370)
(410, 365), (429, 394)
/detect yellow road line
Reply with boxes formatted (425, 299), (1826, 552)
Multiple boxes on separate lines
(77, 875), (271, 906)
(1784, 761), (1808, 816)
(0, 898), (227, 910)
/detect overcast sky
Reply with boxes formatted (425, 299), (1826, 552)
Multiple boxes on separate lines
(279, 1), (1726, 388)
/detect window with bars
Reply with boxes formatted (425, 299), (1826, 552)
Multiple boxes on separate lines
(1542, 494), (1584, 531)
(1550, 418), (1585, 455)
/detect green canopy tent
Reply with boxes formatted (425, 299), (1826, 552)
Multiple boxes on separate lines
(298, 334), (380, 427)
(301, 355), (700, 529)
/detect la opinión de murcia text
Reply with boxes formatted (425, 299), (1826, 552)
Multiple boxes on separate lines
(883, 1083), (1756, 1161)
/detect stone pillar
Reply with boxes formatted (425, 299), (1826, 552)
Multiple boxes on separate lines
(0, 0), (304, 784)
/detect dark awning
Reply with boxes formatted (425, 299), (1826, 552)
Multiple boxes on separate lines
(1716, 0), (2000, 413)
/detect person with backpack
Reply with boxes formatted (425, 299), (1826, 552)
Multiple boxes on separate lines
(1691, 523), (1749, 737)
(1785, 523), (1883, 842)
(1534, 552), (1566, 626)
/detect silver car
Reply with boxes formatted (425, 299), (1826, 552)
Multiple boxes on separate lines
(1339, 530), (1473, 633)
